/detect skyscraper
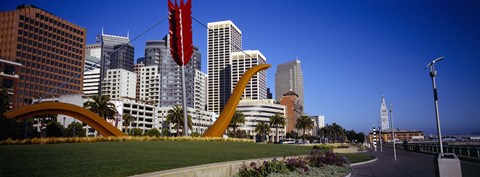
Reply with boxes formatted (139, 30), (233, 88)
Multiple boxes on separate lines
(275, 59), (304, 110)
(139, 35), (201, 108)
(207, 20), (242, 114)
(86, 32), (134, 95)
(83, 55), (101, 96)
(231, 50), (267, 100)
(0, 5), (86, 108)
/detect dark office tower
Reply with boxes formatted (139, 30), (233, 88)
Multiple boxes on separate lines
(141, 34), (201, 108)
(267, 88), (273, 99)
(136, 57), (145, 64)
(207, 20), (242, 114)
(98, 33), (134, 71)
(0, 5), (86, 108)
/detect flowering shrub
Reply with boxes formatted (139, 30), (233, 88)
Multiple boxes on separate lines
(236, 150), (350, 177)
(307, 150), (347, 167)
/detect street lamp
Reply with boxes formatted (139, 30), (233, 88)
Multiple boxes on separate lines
(426, 56), (444, 153)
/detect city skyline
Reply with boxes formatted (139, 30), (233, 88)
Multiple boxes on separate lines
(1, 1), (479, 135)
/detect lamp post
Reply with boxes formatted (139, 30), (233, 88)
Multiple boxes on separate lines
(390, 104), (397, 160)
(427, 57), (444, 154)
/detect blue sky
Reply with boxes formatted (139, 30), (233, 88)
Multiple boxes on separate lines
(2, 0), (479, 135)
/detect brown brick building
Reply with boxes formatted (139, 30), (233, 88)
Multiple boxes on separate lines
(279, 91), (304, 133)
(368, 128), (425, 143)
(0, 5), (86, 108)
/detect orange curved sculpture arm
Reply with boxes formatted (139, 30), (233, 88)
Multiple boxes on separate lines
(203, 64), (271, 137)
(3, 102), (126, 137)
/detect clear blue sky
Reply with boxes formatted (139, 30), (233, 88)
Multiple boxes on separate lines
(2, 0), (479, 135)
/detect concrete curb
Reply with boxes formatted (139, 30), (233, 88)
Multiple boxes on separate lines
(130, 156), (295, 177)
(132, 155), (371, 177)
(350, 157), (377, 166)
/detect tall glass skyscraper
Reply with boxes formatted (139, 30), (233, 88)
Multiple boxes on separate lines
(138, 34), (201, 108)
(275, 59), (304, 110)
(207, 20), (242, 114)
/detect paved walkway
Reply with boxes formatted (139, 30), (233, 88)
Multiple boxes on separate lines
(351, 146), (480, 177)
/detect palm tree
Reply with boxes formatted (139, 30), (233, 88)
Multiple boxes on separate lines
(0, 87), (10, 115)
(331, 123), (344, 143)
(122, 113), (134, 133)
(229, 111), (245, 138)
(295, 115), (314, 143)
(166, 105), (192, 136)
(84, 95), (117, 121)
(269, 113), (286, 142)
(255, 121), (270, 142)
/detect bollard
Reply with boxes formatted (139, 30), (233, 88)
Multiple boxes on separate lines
(434, 153), (462, 177)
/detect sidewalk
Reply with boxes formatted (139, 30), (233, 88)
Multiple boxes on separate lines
(351, 146), (480, 177)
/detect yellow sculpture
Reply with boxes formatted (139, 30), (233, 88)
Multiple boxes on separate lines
(3, 102), (125, 137)
(203, 64), (271, 137)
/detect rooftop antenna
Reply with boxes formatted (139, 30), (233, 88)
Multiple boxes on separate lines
(101, 27), (104, 35)
(127, 30), (130, 39)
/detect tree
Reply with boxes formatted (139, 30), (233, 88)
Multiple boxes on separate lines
(122, 113), (134, 133)
(229, 111), (245, 138)
(84, 95), (117, 121)
(356, 132), (365, 143)
(166, 105), (192, 136)
(36, 114), (57, 138)
(331, 123), (345, 143)
(255, 121), (270, 142)
(144, 128), (161, 137)
(65, 122), (86, 137)
(129, 128), (143, 136)
(346, 129), (357, 143)
(295, 115), (314, 143)
(0, 87), (9, 114)
(269, 113), (286, 142)
(286, 131), (299, 139)
(46, 120), (64, 137)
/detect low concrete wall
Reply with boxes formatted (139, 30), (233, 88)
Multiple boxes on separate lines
(131, 157), (277, 177)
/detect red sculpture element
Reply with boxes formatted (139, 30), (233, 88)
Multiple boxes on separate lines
(168, 0), (193, 66)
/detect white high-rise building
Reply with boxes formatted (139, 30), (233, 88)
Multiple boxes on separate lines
(101, 68), (136, 99)
(309, 115), (325, 136)
(275, 59), (304, 110)
(207, 20), (242, 114)
(194, 70), (207, 110)
(135, 65), (160, 104)
(231, 50), (267, 100)
(236, 99), (286, 141)
(83, 55), (101, 96)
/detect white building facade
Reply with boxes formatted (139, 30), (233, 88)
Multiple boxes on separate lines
(309, 115), (325, 136)
(101, 68), (136, 100)
(236, 99), (286, 141)
(83, 55), (101, 96)
(231, 50), (267, 100)
(194, 70), (207, 111)
(207, 20), (242, 114)
(157, 106), (215, 135)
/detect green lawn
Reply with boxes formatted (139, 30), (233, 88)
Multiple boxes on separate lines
(341, 153), (375, 163)
(0, 141), (312, 177)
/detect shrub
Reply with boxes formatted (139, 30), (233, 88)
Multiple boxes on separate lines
(144, 128), (161, 137)
(191, 132), (201, 137)
(128, 128), (143, 136)
(307, 150), (347, 167)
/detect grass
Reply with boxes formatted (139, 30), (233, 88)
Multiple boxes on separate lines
(341, 153), (375, 163)
(0, 141), (312, 177)
(0, 136), (254, 145)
